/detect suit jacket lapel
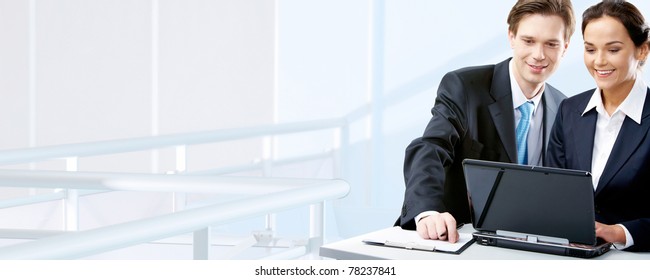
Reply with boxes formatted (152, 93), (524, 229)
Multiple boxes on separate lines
(542, 88), (560, 161)
(595, 88), (650, 195)
(488, 60), (517, 163)
(574, 109), (597, 172)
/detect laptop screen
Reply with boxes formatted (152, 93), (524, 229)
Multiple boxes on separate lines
(462, 159), (597, 245)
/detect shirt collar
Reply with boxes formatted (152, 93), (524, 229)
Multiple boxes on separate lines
(582, 76), (647, 124)
(509, 60), (544, 113)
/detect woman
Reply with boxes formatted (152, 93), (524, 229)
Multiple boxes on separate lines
(546, 0), (650, 252)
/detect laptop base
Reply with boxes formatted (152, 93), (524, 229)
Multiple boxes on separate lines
(473, 232), (611, 259)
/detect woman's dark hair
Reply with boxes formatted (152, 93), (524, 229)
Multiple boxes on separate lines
(582, 0), (650, 48)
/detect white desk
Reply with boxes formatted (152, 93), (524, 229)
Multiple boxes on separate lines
(320, 226), (650, 260)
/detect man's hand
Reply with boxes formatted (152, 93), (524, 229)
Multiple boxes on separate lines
(595, 222), (626, 244)
(416, 212), (459, 243)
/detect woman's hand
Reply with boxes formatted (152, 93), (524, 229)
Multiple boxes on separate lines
(595, 222), (626, 244)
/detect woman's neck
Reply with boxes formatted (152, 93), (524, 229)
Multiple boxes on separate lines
(601, 79), (635, 116)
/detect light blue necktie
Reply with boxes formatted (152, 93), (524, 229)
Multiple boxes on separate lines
(516, 101), (534, 165)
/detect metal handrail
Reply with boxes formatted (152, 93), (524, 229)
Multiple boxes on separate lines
(0, 174), (349, 259)
(0, 190), (105, 209)
(0, 150), (334, 210)
(0, 118), (347, 165)
(0, 169), (332, 194)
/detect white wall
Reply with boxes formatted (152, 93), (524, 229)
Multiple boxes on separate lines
(0, 1), (30, 151)
(0, 0), (275, 232)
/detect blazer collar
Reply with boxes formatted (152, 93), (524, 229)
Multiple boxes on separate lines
(488, 59), (517, 163)
(573, 98), (598, 172)
(541, 87), (561, 164)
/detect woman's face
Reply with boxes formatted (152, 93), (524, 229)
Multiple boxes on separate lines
(583, 16), (648, 96)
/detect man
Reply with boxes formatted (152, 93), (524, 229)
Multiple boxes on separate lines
(396, 0), (576, 243)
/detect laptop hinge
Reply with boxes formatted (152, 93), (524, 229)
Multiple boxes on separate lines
(496, 230), (569, 245)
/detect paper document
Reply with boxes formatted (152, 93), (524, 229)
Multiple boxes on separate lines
(362, 226), (474, 254)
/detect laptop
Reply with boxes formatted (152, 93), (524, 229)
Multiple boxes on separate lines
(462, 159), (611, 258)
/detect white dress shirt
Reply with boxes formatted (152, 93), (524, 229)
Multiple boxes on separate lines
(581, 76), (647, 249)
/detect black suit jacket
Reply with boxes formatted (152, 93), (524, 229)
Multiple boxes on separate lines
(546, 88), (650, 252)
(397, 58), (566, 229)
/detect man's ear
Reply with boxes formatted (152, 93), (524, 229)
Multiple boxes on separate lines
(508, 29), (516, 49)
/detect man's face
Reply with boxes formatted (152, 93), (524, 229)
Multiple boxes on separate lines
(509, 14), (569, 96)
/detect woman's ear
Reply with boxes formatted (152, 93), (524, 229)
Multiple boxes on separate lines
(637, 42), (650, 66)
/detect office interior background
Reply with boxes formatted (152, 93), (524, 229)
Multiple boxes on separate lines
(1, 0), (650, 259)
